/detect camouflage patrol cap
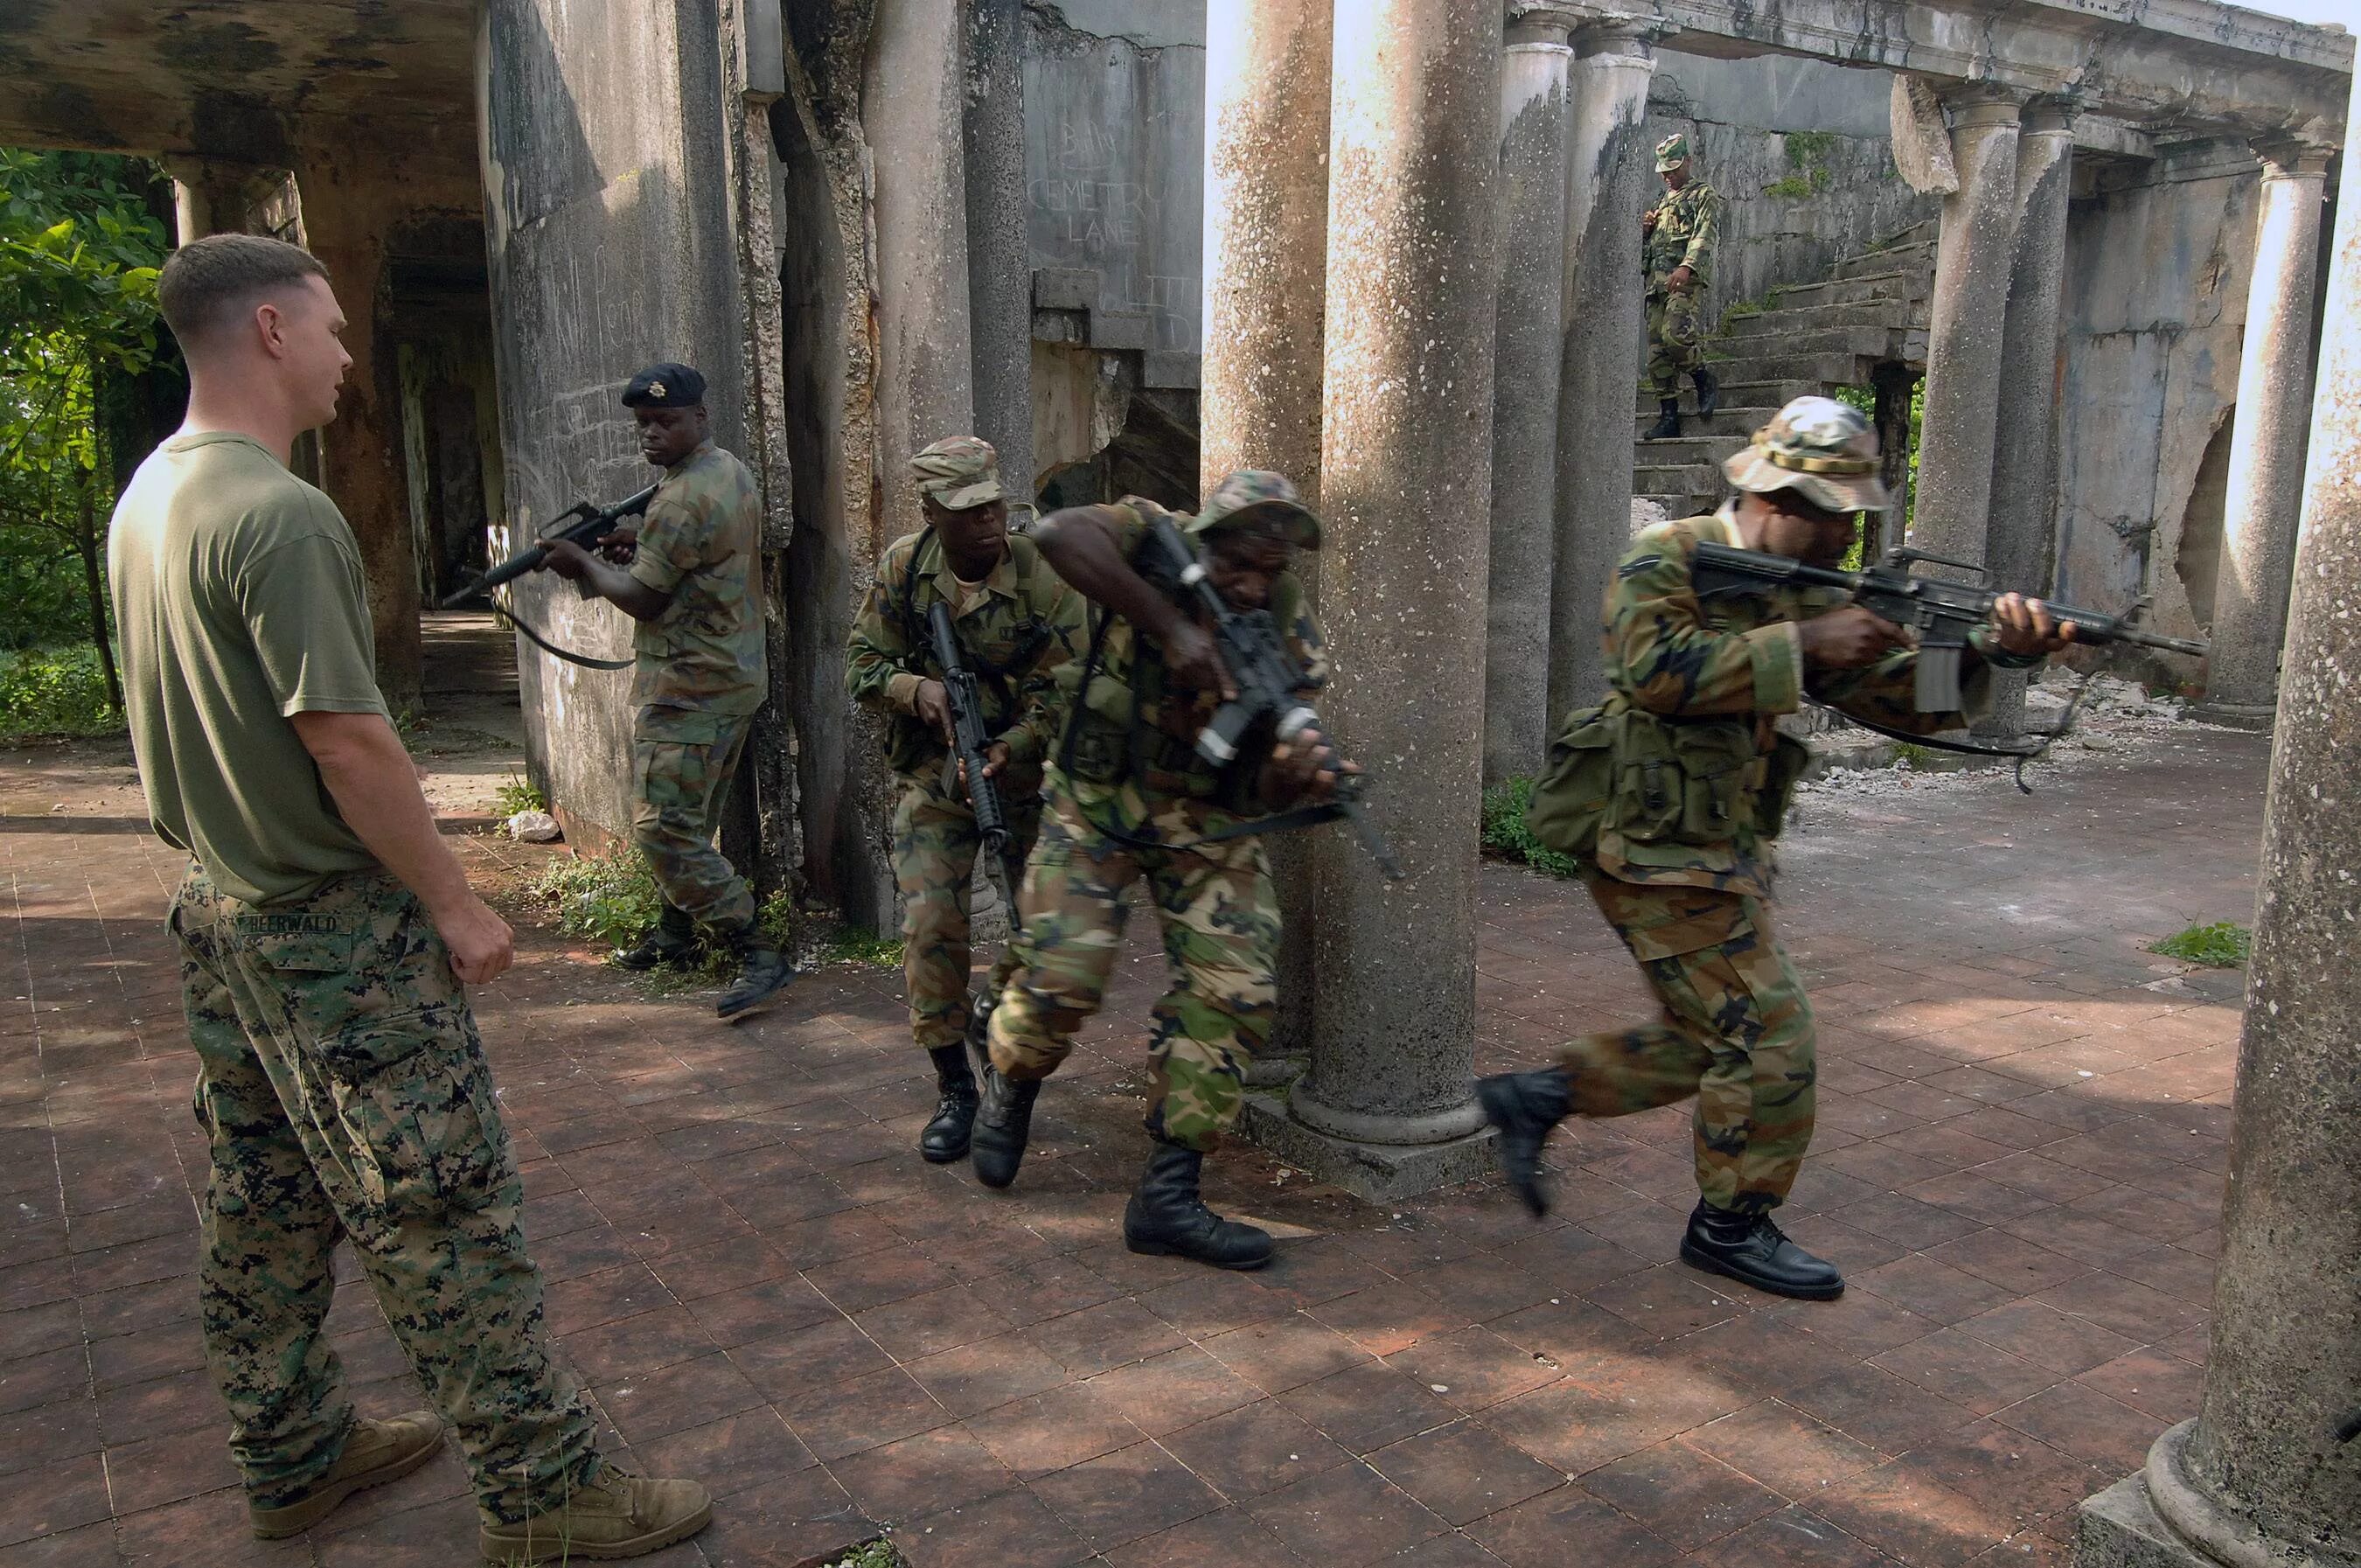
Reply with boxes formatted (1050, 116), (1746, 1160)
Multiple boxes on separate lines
(1190, 470), (1323, 548)
(621, 362), (706, 408)
(1723, 395), (1891, 513)
(1655, 132), (1691, 172)
(912, 436), (1005, 510)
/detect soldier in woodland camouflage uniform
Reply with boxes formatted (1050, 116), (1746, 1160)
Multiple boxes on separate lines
(545, 362), (791, 1018)
(111, 234), (707, 1561)
(1481, 396), (2077, 1300)
(846, 437), (1083, 1163)
(1642, 131), (1723, 440)
(972, 471), (1351, 1272)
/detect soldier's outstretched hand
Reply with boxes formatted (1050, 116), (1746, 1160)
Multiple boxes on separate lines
(1264, 727), (1357, 807)
(1988, 593), (2078, 658)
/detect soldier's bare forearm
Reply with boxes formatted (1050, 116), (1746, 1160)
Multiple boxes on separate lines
(572, 557), (672, 621)
(1036, 507), (1187, 642)
(289, 711), (477, 920)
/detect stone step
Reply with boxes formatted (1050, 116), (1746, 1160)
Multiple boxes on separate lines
(1772, 272), (1919, 310)
(1698, 350), (1872, 387)
(1631, 433), (1750, 465)
(1833, 239), (1937, 282)
(1633, 459), (1724, 496)
(1635, 379), (1821, 415)
(1734, 324), (1897, 359)
(1631, 404), (1783, 438)
(1724, 299), (1911, 339)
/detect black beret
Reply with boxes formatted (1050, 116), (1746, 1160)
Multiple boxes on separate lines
(621, 362), (707, 408)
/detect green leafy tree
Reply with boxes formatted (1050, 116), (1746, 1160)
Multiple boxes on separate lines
(0, 149), (176, 721)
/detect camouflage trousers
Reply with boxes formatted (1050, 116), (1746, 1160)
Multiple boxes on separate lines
(986, 783), (1279, 1152)
(171, 864), (598, 1524)
(633, 708), (756, 931)
(1647, 282), (1706, 395)
(894, 767), (1043, 1052)
(1556, 872), (1816, 1212)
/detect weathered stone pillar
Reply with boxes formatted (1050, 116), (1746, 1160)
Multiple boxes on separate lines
(1201, 0), (1334, 1075)
(1545, 19), (1656, 721)
(1246, 0), (1502, 1202)
(1483, 4), (1578, 785)
(1906, 86), (2021, 573)
(864, 0), (978, 548)
(963, 0), (1033, 499)
(2192, 142), (2332, 728)
(2072, 94), (2359, 1568)
(1978, 100), (2073, 739)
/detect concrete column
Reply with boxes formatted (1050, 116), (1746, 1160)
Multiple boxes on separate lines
(1201, 0), (1334, 1074)
(1483, 4), (1578, 785)
(2072, 94), (2359, 1568)
(1544, 21), (1656, 721)
(963, 0), (1033, 499)
(290, 144), (425, 710)
(1245, 0), (1503, 1202)
(2192, 143), (2332, 728)
(1978, 101), (2073, 739)
(864, 0), (978, 548)
(1906, 86), (2021, 574)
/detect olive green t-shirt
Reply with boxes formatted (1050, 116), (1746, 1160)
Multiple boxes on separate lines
(108, 431), (390, 906)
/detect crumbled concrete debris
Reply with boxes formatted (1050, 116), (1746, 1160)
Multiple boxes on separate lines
(505, 809), (561, 841)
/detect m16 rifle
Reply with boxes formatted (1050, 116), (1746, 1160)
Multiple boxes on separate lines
(1137, 517), (1403, 879)
(441, 484), (660, 610)
(1691, 542), (2208, 714)
(926, 601), (1027, 903)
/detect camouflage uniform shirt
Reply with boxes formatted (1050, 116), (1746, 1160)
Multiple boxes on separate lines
(1645, 182), (1721, 291)
(846, 528), (1086, 786)
(1049, 498), (1329, 829)
(1575, 506), (2016, 897)
(627, 441), (766, 721)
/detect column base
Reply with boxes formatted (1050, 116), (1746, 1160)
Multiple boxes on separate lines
(1237, 1091), (1498, 1203)
(2072, 1419), (2325, 1568)
(2187, 700), (2276, 731)
(1243, 1052), (1306, 1091)
(2075, 1469), (2212, 1568)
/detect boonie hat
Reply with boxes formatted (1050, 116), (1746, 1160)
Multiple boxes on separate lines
(1655, 132), (1691, 172)
(1190, 470), (1323, 548)
(1722, 395), (1891, 513)
(913, 436), (1006, 511)
(621, 362), (706, 408)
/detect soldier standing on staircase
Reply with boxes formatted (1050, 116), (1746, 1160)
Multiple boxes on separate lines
(1642, 131), (1722, 441)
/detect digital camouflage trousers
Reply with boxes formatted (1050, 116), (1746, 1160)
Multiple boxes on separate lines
(1556, 872), (1816, 1212)
(986, 784), (1279, 1152)
(894, 769), (1043, 1051)
(171, 864), (598, 1524)
(633, 709), (756, 931)
(1647, 282), (1707, 395)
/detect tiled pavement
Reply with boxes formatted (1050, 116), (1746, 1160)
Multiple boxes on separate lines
(0, 728), (2265, 1566)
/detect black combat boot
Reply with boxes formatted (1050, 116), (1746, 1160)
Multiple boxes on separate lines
(615, 903), (696, 972)
(1680, 1200), (1844, 1300)
(1692, 365), (1720, 417)
(1644, 398), (1682, 440)
(1475, 1068), (1574, 1217)
(714, 925), (795, 1018)
(1122, 1139), (1272, 1270)
(920, 1044), (979, 1164)
(969, 1064), (1041, 1189)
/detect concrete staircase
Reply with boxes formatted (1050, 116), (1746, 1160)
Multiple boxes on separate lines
(1633, 220), (1938, 520)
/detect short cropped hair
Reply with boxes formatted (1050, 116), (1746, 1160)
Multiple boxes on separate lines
(157, 233), (331, 347)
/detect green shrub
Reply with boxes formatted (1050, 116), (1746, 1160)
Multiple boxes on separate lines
(2149, 922), (2251, 968)
(533, 844), (663, 950)
(815, 923), (904, 968)
(1480, 777), (1583, 879)
(493, 773), (547, 817)
(0, 644), (120, 737)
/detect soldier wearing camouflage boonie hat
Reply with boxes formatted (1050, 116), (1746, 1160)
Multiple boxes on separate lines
(913, 436), (1006, 510)
(1654, 131), (1691, 172)
(1189, 469), (1323, 547)
(1722, 394), (1891, 514)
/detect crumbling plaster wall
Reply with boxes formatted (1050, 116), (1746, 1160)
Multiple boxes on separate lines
(1646, 49), (1939, 327)
(2053, 139), (2262, 679)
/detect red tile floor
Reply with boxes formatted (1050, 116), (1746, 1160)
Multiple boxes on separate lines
(0, 727), (2264, 1566)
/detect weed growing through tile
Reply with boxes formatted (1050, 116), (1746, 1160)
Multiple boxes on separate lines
(2149, 921), (2251, 967)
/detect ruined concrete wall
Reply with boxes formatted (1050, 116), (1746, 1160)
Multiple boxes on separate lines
(2054, 140), (2261, 675)
(1646, 50), (1937, 325)
(477, 0), (763, 843)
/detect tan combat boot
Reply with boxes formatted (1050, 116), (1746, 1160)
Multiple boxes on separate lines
(478, 1461), (714, 1563)
(248, 1410), (445, 1538)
